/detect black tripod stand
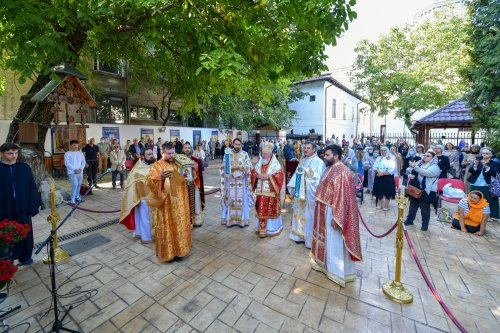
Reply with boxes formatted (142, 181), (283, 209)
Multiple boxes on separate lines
(35, 169), (111, 332)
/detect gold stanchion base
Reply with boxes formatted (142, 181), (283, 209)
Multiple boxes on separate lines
(382, 281), (413, 304)
(43, 248), (71, 264)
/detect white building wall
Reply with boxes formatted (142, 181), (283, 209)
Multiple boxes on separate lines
(324, 85), (364, 141)
(288, 83), (326, 137)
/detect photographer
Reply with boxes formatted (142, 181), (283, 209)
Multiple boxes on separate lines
(404, 150), (440, 231)
(468, 147), (499, 219)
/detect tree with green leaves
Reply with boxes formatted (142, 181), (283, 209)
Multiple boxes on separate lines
(463, 0), (500, 151)
(0, 0), (357, 152)
(350, 8), (470, 128)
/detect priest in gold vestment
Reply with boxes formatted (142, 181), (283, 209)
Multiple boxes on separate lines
(146, 142), (192, 262)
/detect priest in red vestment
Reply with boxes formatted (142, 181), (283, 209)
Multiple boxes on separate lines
(311, 144), (362, 287)
(251, 142), (285, 237)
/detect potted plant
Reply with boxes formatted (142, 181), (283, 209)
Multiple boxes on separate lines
(0, 219), (30, 290)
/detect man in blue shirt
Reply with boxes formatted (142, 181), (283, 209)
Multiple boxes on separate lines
(82, 137), (100, 192)
(283, 139), (295, 160)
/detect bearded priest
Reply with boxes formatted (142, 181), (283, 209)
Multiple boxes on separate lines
(146, 142), (192, 262)
(251, 142), (285, 237)
(311, 145), (362, 287)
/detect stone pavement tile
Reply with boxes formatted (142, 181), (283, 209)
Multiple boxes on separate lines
(272, 274), (297, 298)
(246, 301), (288, 331)
(223, 274), (255, 294)
(22, 282), (51, 306)
(205, 319), (238, 333)
(69, 301), (100, 324)
(255, 322), (279, 333)
(212, 262), (239, 282)
(173, 265), (199, 282)
(156, 279), (191, 304)
(366, 319), (392, 333)
(189, 297), (227, 331)
(94, 266), (121, 284)
(233, 312), (260, 333)
(294, 279), (330, 301)
(252, 263), (283, 281)
(280, 317), (306, 333)
(165, 291), (213, 322)
(163, 319), (195, 333)
(346, 298), (391, 326)
(249, 276), (277, 302)
(298, 295), (326, 329)
(324, 291), (348, 323)
(340, 277), (362, 299)
(205, 280), (238, 303)
(113, 281), (145, 305)
(141, 303), (178, 332)
(80, 298), (128, 332)
(318, 316), (359, 333)
(228, 260), (256, 279)
(424, 312), (450, 332)
(292, 263), (312, 280)
(111, 295), (154, 328)
(287, 287), (309, 306)
(218, 293), (252, 326)
(264, 259), (295, 275)
(306, 270), (341, 292)
(243, 271), (263, 285)
(359, 290), (402, 314)
(179, 274), (212, 300)
(415, 321), (453, 333)
(120, 315), (155, 333)
(264, 292), (303, 318)
(135, 276), (168, 297)
(360, 272), (381, 296)
(391, 313), (417, 333)
(112, 262), (139, 278)
(401, 297), (427, 324)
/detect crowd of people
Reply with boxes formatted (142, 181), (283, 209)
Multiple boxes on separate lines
(0, 133), (498, 287)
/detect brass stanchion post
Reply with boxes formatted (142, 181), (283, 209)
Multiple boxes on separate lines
(382, 193), (413, 304)
(43, 181), (70, 264)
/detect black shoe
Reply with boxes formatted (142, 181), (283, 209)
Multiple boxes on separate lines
(420, 226), (428, 231)
(19, 258), (33, 266)
(94, 184), (100, 189)
(404, 221), (414, 226)
(120, 184), (124, 188)
(88, 190), (93, 195)
(112, 185), (116, 189)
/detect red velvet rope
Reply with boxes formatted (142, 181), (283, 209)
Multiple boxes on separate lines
(358, 208), (398, 238)
(403, 228), (469, 333)
(66, 203), (120, 214)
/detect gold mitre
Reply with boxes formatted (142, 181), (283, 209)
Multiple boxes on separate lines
(262, 142), (274, 153)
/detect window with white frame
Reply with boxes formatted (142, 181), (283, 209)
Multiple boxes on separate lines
(343, 103), (346, 120)
(130, 105), (157, 120)
(332, 99), (337, 118)
(352, 107), (355, 122)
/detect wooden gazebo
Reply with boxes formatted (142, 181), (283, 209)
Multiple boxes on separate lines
(411, 99), (477, 148)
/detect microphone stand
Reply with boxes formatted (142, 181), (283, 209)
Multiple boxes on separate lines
(34, 169), (111, 333)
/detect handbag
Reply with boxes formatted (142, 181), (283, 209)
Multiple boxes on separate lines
(489, 173), (500, 197)
(405, 184), (423, 199)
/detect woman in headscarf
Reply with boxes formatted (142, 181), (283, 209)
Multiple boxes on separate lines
(462, 144), (480, 192)
(444, 142), (460, 178)
(342, 147), (358, 185)
(403, 150), (440, 231)
(468, 147), (499, 219)
(452, 190), (490, 235)
(415, 144), (425, 159)
(372, 146), (396, 210)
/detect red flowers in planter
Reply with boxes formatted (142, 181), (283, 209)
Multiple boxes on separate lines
(0, 219), (30, 248)
(0, 259), (18, 288)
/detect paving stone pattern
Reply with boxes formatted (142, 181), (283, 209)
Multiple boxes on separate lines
(3, 159), (500, 332)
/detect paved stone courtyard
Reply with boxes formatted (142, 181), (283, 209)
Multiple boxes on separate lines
(2, 160), (500, 332)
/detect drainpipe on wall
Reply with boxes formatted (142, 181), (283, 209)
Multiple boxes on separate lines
(324, 82), (334, 141)
(355, 101), (363, 139)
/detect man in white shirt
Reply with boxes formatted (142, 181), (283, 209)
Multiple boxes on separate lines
(64, 140), (86, 204)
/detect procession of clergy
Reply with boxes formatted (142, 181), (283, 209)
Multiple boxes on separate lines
(119, 139), (361, 287)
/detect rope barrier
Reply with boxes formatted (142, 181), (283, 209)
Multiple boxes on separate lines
(358, 208), (398, 238)
(66, 203), (120, 214)
(403, 228), (469, 333)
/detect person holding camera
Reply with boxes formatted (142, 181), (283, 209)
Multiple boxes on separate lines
(468, 147), (499, 219)
(404, 150), (440, 231)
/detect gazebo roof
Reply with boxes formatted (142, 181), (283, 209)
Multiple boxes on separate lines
(413, 99), (472, 128)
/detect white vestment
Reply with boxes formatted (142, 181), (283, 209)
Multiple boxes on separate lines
(287, 155), (326, 248)
(133, 199), (152, 242)
(220, 149), (254, 227)
(310, 206), (355, 287)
